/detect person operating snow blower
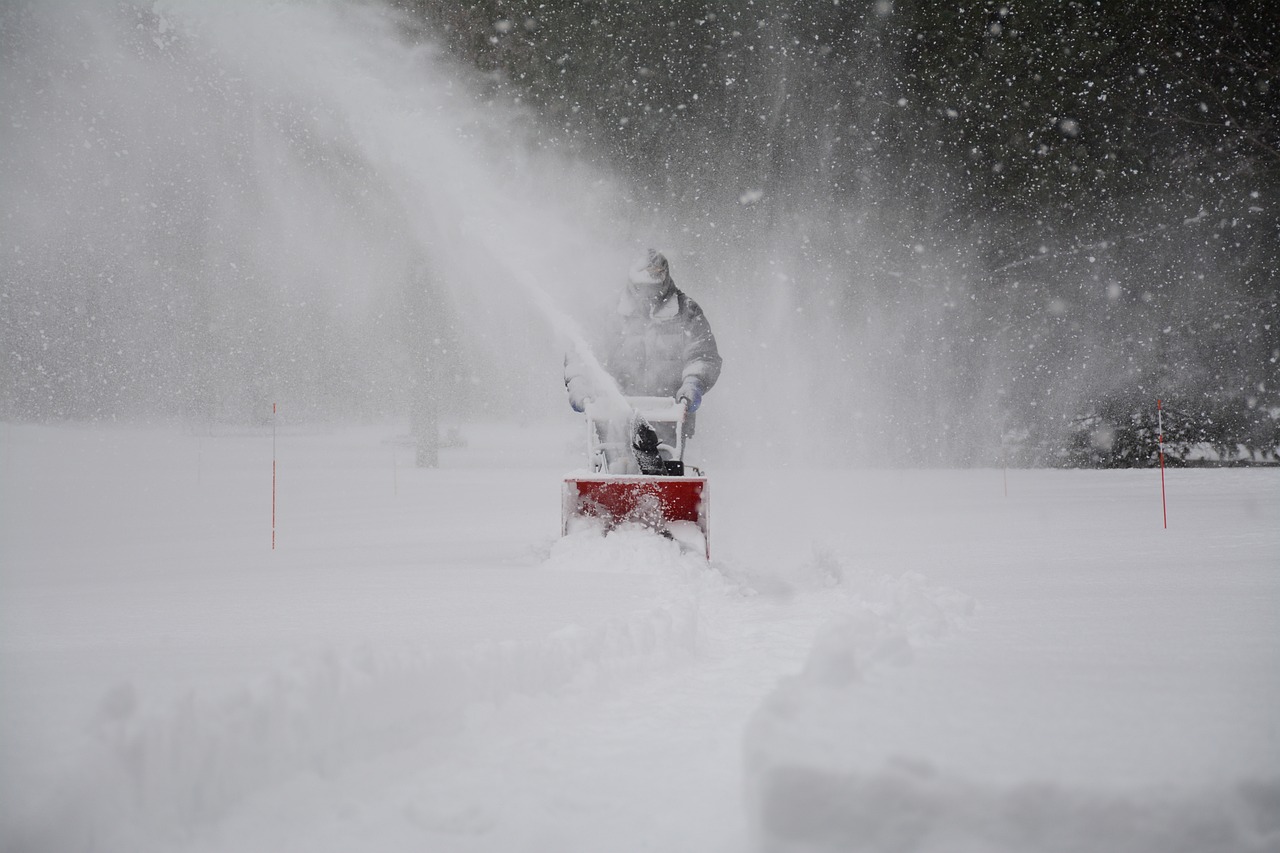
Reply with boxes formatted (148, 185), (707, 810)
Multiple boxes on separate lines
(564, 249), (722, 473)
(562, 249), (721, 556)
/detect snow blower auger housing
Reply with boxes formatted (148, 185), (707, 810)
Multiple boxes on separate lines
(562, 396), (710, 558)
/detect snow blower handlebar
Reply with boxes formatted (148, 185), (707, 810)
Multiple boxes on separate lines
(583, 396), (688, 474)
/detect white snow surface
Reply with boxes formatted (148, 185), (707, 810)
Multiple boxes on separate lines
(1, 421), (1277, 853)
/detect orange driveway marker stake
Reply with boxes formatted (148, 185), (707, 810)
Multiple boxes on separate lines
(1157, 399), (1167, 529)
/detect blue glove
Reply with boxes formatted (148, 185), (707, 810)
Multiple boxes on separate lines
(677, 380), (703, 413)
(569, 393), (589, 413)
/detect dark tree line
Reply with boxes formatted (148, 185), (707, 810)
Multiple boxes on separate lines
(403, 0), (1279, 465)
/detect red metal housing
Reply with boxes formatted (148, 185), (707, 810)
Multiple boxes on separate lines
(562, 475), (709, 558)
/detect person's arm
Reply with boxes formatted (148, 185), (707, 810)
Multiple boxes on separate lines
(564, 350), (592, 412)
(678, 302), (721, 410)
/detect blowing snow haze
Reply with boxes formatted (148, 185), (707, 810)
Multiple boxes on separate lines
(1, 0), (1276, 466)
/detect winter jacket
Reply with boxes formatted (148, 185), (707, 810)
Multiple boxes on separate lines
(566, 278), (721, 434)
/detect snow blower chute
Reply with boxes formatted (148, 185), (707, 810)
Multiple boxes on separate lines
(562, 396), (710, 558)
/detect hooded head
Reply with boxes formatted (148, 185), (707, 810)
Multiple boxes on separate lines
(627, 249), (672, 301)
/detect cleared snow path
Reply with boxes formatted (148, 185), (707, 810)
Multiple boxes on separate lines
(146, 535), (971, 853)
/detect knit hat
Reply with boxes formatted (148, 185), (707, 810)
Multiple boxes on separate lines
(628, 249), (669, 285)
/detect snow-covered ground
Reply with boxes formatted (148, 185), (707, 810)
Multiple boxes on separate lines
(1, 420), (1277, 853)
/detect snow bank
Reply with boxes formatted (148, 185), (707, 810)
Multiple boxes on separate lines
(743, 568), (1279, 853)
(750, 760), (1278, 853)
(5, 533), (707, 853)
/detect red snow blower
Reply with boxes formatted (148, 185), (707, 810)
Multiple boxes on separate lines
(562, 396), (710, 558)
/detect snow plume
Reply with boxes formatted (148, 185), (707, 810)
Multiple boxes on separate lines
(0, 0), (1064, 457)
(0, 0), (638, 423)
(505, 262), (629, 413)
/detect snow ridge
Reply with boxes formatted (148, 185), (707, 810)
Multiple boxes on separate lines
(743, 563), (1279, 853)
(752, 762), (1279, 853)
(6, 534), (706, 853)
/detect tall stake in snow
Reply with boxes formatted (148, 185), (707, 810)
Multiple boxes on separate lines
(1000, 432), (1008, 498)
(1157, 399), (1167, 529)
(272, 402), (278, 550)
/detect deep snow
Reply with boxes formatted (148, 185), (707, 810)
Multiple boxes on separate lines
(1, 419), (1277, 852)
